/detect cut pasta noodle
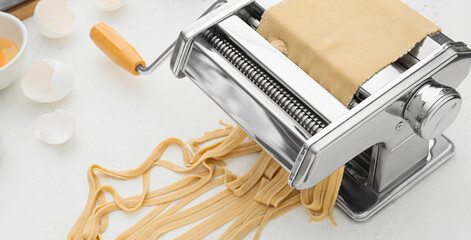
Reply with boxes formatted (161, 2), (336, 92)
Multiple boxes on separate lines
(70, 0), (440, 238)
(68, 122), (344, 240)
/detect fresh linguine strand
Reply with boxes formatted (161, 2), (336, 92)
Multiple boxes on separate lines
(69, 124), (343, 240)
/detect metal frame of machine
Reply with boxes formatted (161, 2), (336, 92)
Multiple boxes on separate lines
(163, 0), (471, 220)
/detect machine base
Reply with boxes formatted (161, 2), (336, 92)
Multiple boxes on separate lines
(336, 135), (454, 221)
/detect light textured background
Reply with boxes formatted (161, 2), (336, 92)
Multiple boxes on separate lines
(1, 0), (470, 239)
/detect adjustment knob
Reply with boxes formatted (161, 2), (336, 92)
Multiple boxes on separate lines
(404, 81), (461, 139)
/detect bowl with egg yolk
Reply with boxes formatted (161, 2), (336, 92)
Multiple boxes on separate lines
(0, 12), (27, 90)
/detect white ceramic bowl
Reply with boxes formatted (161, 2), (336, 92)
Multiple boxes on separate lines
(0, 12), (28, 91)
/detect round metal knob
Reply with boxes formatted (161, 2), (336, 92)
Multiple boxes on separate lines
(404, 81), (461, 139)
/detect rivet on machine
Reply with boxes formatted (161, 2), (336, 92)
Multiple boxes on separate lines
(88, 0), (471, 221)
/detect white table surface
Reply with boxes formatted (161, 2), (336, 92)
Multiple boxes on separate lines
(1, 0), (471, 239)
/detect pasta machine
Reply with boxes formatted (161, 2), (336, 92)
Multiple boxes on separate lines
(91, 0), (471, 221)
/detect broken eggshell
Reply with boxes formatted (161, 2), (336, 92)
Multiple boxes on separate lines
(21, 59), (74, 103)
(93, 0), (125, 11)
(35, 110), (76, 145)
(34, 0), (76, 38)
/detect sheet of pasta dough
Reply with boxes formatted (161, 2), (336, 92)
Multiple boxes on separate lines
(257, 0), (440, 105)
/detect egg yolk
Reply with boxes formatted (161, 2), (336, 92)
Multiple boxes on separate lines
(0, 51), (4, 67)
(0, 37), (20, 68)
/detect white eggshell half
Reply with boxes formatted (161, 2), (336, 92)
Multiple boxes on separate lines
(34, 0), (76, 38)
(35, 110), (76, 145)
(93, 0), (125, 11)
(21, 59), (75, 103)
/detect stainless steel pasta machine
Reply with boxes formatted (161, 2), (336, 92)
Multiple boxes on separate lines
(91, 0), (471, 221)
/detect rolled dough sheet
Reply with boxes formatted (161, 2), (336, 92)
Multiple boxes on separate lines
(257, 0), (440, 105)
